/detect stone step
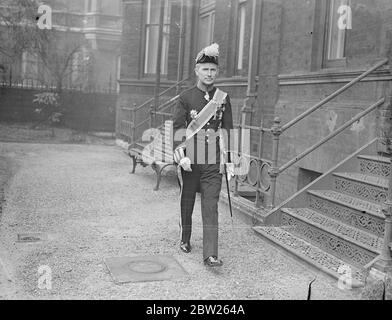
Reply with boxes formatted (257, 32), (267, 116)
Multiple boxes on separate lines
(252, 226), (366, 288)
(307, 190), (384, 237)
(281, 208), (381, 268)
(282, 207), (383, 253)
(333, 172), (388, 204)
(357, 155), (390, 178)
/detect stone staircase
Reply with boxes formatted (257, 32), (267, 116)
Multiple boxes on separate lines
(252, 140), (390, 287)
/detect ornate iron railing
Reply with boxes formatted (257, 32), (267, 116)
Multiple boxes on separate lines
(235, 59), (388, 210)
(235, 58), (391, 270)
(151, 94), (180, 127)
(232, 120), (272, 208)
(266, 58), (389, 209)
(234, 59), (389, 210)
(119, 78), (188, 144)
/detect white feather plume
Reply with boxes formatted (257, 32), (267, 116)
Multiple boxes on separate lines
(203, 43), (219, 57)
(195, 43), (219, 62)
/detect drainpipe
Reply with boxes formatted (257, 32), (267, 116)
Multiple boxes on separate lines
(176, 0), (186, 95)
(239, 0), (262, 186)
(153, 0), (165, 128)
(242, 0), (262, 115)
(241, 0), (262, 152)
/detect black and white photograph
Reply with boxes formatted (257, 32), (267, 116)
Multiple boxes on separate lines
(0, 0), (392, 305)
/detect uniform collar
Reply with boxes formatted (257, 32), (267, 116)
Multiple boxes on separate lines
(195, 85), (216, 95)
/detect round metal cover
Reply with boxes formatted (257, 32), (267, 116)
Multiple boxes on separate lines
(247, 159), (259, 186)
(104, 255), (188, 283)
(127, 260), (167, 274)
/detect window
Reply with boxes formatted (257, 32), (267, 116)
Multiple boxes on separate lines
(227, 0), (250, 76)
(144, 0), (171, 75)
(197, 0), (215, 51)
(324, 0), (350, 67)
(70, 50), (89, 86)
(86, 0), (94, 12)
(235, 0), (247, 73)
(21, 51), (38, 81)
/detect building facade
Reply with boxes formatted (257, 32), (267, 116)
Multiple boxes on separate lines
(0, 0), (122, 91)
(117, 0), (392, 206)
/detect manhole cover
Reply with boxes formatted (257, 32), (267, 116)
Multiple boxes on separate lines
(17, 233), (47, 243)
(126, 260), (167, 274)
(104, 255), (188, 284)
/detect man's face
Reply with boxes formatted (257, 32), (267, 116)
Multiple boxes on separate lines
(195, 63), (218, 86)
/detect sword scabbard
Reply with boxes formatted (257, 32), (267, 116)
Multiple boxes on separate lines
(224, 163), (233, 218)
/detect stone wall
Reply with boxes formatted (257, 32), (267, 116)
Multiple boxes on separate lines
(117, 0), (392, 206)
(271, 0), (392, 204)
(117, 0), (253, 142)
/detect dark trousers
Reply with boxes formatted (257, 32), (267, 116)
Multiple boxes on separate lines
(180, 164), (222, 259)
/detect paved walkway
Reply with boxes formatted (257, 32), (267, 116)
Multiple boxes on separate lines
(0, 142), (360, 299)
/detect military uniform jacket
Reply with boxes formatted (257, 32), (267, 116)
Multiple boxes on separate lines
(173, 86), (233, 165)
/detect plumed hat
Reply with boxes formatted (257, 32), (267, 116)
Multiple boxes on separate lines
(195, 43), (219, 65)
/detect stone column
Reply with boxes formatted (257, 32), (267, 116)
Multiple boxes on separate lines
(373, 181), (392, 274)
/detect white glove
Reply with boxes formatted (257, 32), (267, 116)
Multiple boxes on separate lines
(179, 157), (192, 172)
(173, 147), (185, 164)
(225, 163), (235, 181)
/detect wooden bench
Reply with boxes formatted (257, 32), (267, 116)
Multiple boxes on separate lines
(127, 122), (177, 191)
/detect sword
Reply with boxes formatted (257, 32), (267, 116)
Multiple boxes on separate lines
(224, 163), (233, 219)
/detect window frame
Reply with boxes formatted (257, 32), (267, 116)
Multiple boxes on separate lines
(69, 49), (89, 87)
(226, 0), (249, 77)
(142, 0), (172, 78)
(322, 0), (349, 69)
(197, 0), (215, 52)
(21, 51), (39, 81)
(86, 0), (93, 12)
(234, 0), (247, 75)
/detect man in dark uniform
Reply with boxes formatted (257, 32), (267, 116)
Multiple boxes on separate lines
(173, 43), (234, 267)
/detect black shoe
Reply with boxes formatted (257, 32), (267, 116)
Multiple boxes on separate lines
(180, 241), (191, 253)
(204, 256), (223, 267)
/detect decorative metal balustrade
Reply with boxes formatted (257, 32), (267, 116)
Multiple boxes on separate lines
(233, 58), (389, 211)
(235, 58), (391, 270)
(232, 121), (272, 208)
(119, 78), (188, 145)
(265, 58), (389, 209)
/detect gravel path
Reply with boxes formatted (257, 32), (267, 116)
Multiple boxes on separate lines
(0, 142), (361, 300)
